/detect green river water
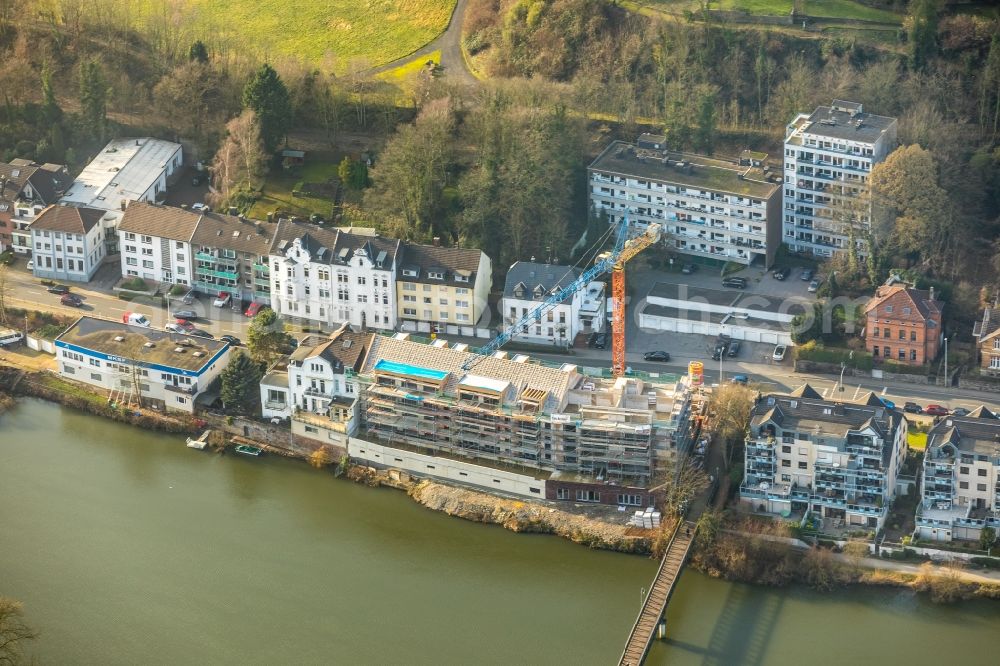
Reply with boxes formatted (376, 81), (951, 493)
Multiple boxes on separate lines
(2, 399), (999, 665)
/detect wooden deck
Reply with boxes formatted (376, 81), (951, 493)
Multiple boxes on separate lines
(618, 520), (697, 666)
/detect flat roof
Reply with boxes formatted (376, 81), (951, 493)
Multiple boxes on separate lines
(648, 282), (740, 308)
(373, 358), (449, 381)
(56, 316), (228, 375)
(793, 105), (896, 143)
(589, 141), (779, 199)
(643, 304), (729, 325)
(60, 138), (181, 213)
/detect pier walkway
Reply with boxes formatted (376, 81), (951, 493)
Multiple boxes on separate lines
(618, 520), (697, 666)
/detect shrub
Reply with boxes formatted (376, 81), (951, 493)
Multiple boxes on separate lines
(120, 277), (148, 291)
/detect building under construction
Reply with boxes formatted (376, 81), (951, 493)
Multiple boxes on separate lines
(353, 333), (692, 504)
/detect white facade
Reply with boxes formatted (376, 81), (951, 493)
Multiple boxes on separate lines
(589, 137), (782, 268)
(783, 101), (897, 257)
(121, 230), (193, 285)
(29, 207), (108, 282)
(270, 228), (398, 330)
(60, 138), (183, 254)
(501, 261), (607, 346)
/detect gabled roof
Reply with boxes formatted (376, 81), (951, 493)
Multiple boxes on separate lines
(313, 325), (372, 371)
(0, 160), (69, 205)
(118, 202), (202, 242)
(926, 412), (1000, 456)
(788, 384), (822, 399)
(973, 308), (1000, 343)
(503, 262), (582, 301)
(865, 284), (943, 321)
(967, 406), (997, 419)
(857, 391), (887, 408)
(28, 205), (104, 234)
(398, 242), (484, 286)
(269, 220), (399, 268)
(191, 211), (274, 256)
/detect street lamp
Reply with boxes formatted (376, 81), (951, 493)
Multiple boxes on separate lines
(944, 337), (949, 387)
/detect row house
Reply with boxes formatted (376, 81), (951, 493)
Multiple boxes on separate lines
(972, 306), (1000, 375)
(59, 137), (182, 255)
(588, 135), (782, 268)
(396, 241), (493, 334)
(29, 205), (108, 282)
(260, 324), (373, 448)
(269, 221), (400, 330)
(782, 100), (897, 257)
(118, 203), (201, 287)
(501, 261), (605, 347)
(863, 281), (943, 366)
(917, 407), (1000, 542)
(740, 385), (908, 531)
(0, 159), (69, 254)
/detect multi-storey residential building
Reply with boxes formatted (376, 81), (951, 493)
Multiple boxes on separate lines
(589, 135), (782, 268)
(740, 386), (908, 530)
(269, 221), (400, 330)
(118, 203), (201, 287)
(501, 261), (606, 347)
(29, 205), (107, 282)
(863, 282), (943, 366)
(191, 213), (274, 307)
(59, 137), (183, 255)
(917, 407), (1000, 542)
(0, 159), (69, 253)
(972, 306), (1000, 376)
(356, 332), (692, 504)
(396, 242), (493, 334)
(783, 100), (897, 257)
(55, 316), (231, 413)
(260, 324), (373, 447)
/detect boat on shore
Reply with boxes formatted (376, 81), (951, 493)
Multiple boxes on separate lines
(186, 437), (207, 450)
(234, 444), (263, 457)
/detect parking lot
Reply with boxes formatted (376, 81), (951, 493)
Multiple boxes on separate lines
(630, 262), (819, 302)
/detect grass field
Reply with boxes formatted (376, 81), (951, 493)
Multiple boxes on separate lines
(907, 430), (928, 451)
(129, 0), (456, 68)
(248, 160), (343, 221)
(805, 0), (899, 23)
(644, 0), (900, 22)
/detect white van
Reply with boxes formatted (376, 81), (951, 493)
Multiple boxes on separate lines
(122, 312), (151, 328)
(0, 329), (25, 347)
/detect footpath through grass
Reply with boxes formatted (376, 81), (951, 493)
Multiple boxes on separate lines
(646, 0), (900, 22)
(130, 0), (456, 68)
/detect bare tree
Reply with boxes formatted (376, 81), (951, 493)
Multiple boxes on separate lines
(652, 455), (710, 517)
(708, 383), (755, 467)
(210, 110), (267, 206)
(0, 596), (38, 665)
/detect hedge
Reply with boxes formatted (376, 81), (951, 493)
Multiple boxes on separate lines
(795, 341), (874, 371)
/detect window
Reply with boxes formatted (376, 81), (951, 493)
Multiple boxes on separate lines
(910, 330), (917, 342)
(124, 232), (136, 241)
(960, 466), (969, 475)
(883, 328), (889, 338)
(978, 483), (987, 491)
(403, 283), (416, 291)
(617, 494), (643, 506)
(898, 349), (905, 360)
(873, 346), (879, 356)
(910, 350), (917, 361)
(357, 276), (366, 285)
(885, 306), (893, 314)
(142, 260), (154, 269)
(902, 307), (911, 315)
(781, 445), (791, 453)
(141, 235), (152, 243)
(556, 488), (568, 500)
(89, 358), (101, 367)
(898, 330), (905, 340)
(439, 298), (448, 306)
(781, 460), (791, 467)
(357, 295), (367, 303)
(176, 241), (183, 249)
(883, 346), (891, 357)
(90, 373), (101, 381)
(575, 490), (600, 502)
(797, 461), (807, 469)
(959, 481), (969, 489)
(979, 468), (987, 477)
(126, 257), (138, 266)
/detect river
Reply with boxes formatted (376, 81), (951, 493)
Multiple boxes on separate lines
(2, 399), (999, 665)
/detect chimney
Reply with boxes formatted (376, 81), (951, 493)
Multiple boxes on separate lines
(120, 199), (127, 211)
(929, 286), (935, 303)
(432, 236), (441, 247)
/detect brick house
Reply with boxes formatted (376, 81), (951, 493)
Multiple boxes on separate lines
(972, 307), (1000, 375)
(0, 159), (70, 253)
(863, 283), (943, 365)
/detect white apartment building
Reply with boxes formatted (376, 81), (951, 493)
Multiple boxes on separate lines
(29, 205), (108, 282)
(917, 407), (1000, 543)
(59, 137), (183, 255)
(501, 261), (606, 347)
(0, 159), (69, 254)
(589, 135), (782, 268)
(783, 100), (897, 257)
(740, 386), (908, 531)
(269, 221), (400, 330)
(118, 203), (200, 286)
(55, 316), (231, 414)
(259, 326), (372, 447)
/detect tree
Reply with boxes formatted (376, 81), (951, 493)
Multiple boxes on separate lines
(981, 526), (996, 552)
(246, 308), (292, 366)
(337, 156), (355, 190)
(655, 456), (710, 517)
(906, 0), (940, 71)
(0, 596), (38, 665)
(78, 59), (108, 142)
(242, 63), (292, 152)
(40, 62), (62, 125)
(153, 61), (232, 140)
(309, 446), (332, 469)
(189, 40), (209, 63)
(210, 110), (267, 205)
(709, 383), (756, 466)
(220, 351), (262, 413)
(694, 87), (716, 154)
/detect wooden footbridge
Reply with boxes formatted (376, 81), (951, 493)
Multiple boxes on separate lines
(618, 520), (697, 666)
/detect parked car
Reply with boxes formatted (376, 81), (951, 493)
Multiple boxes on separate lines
(213, 292), (231, 307)
(592, 332), (608, 349)
(0, 330), (25, 347)
(47, 284), (70, 294)
(801, 269), (814, 281)
(165, 323), (186, 333)
(586, 331), (598, 348)
(60, 293), (83, 307)
(244, 302), (266, 318)
(903, 401), (923, 414)
(220, 335), (242, 346)
(923, 404), (949, 416)
(122, 312), (150, 328)
(681, 263), (697, 274)
(174, 319), (196, 332)
(25, 260), (33, 271)
(712, 340), (728, 361)
(772, 344), (787, 361)
(172, 309), (198, 320)
(879, 397), (896, 411)
(727, 340), (741, 358)
(772, 267), (790, 281)
(730, 374), (749, 385)
(191, 203), (210, 212)
(808, 278), (822, 293)
(181, 289), (196, 305)
(309, 213), (325, 224)
(189, 329), (214, 339)
(722, 276), (748, 289)
(643, 350), (671, 362)
(950, 407), (971, 417)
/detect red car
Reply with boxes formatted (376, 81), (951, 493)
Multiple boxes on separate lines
(923, 404), (950, 416)
(244, 302), (265, 318)
(174, 319), (196, 332)
(60, 293), (83, 307)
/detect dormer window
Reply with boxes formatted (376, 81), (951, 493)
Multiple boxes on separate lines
(455, 274), (469, 283)
(428, 270), (444, 280)
(533, 285), (545, 298)
(403, 268), (418, 277)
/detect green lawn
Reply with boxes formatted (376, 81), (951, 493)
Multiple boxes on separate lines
(645, 0), (899, 22)
(248, 160), (343, 221)
(129, 0), (456, 69)
(804, 0), (900, 23)
(907, 430), (928, 451)
(713, 0), (794, 15)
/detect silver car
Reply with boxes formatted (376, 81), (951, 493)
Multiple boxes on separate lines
(772, 345), (787, 362)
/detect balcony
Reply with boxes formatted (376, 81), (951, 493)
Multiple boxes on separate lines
(265, 399), (288, 410)
(253, 263), (271, 274)
(304, 387), (334, 399)
(165, 383), (197, 395)
(196, 267), (239, 281)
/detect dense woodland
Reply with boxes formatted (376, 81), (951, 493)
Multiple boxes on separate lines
(0, 0), (999, 299)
